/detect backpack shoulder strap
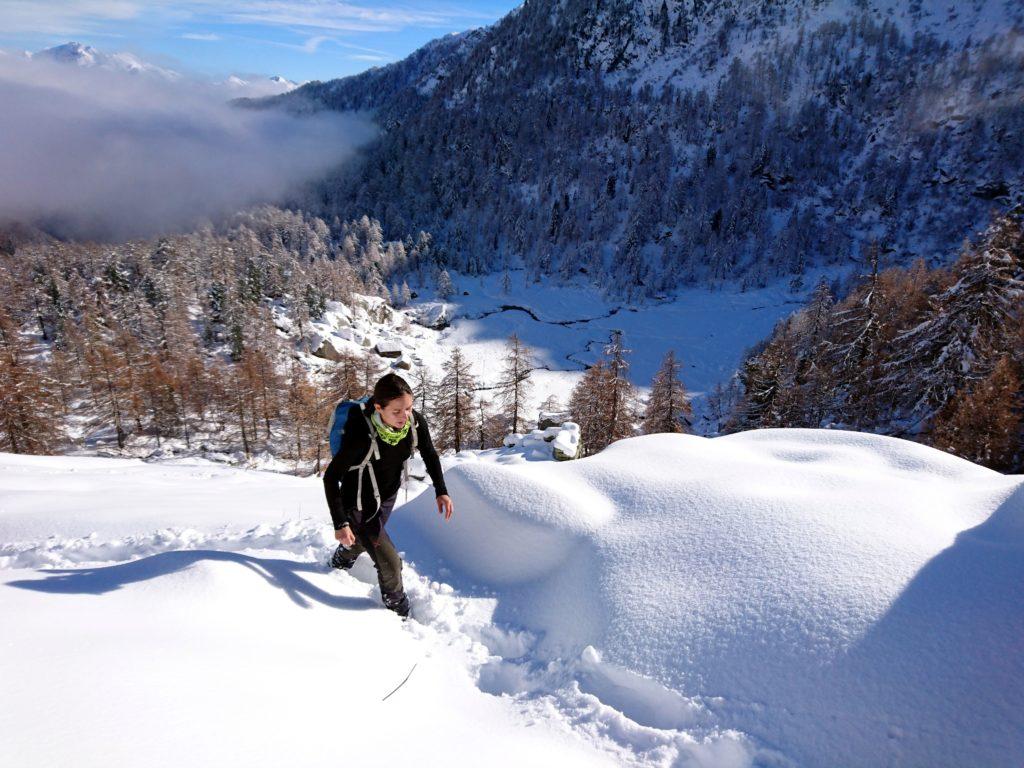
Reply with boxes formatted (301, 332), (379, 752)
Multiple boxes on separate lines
(354, 402), (381, 514)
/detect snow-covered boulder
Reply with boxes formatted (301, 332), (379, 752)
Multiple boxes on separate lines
(551, 422), (580, 461)
(408, 301), (452, 329)
(334, 327), (362, 345)
(537, 410), (572, 430)
(351, 294), (395, 325)
(374, 340), (402, 358)
(496, 424), (580, 461)
(310, 335), (345, 362)
(322, 300), (353, 326)
(271, 313), (294, 335)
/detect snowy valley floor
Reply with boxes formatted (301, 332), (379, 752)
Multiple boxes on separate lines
(2, 430), (1022, 767)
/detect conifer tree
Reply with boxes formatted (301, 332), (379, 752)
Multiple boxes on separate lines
(930, 356), (1021, 471)
(569, 331), (639, 455)
(285, 361), (320, 468)
(882, 214), (1024, 429)
(436, 348), (475, 452)
(603, 330), (639, 445)
(411, 365), (437, 423)
(498, 333), (534, 434)
(569, 361), (611, 456)
(787, 280), (836, 427)
(80, 312), (133, 449)
(327, 351), (363, 402)
(436, 269), (455, 300)
(360, 352), (384, 396)
(0, 307), (61, 453)
(829, 242), (886, 427)
(737, 327), (799, 428)
(642, 350), (692, 434)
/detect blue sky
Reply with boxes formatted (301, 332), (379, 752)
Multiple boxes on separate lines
(0, 1), (520, 83)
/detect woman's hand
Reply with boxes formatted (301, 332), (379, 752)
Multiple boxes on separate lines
(436, 495), (454, 521)
(335, 525), (356, 547)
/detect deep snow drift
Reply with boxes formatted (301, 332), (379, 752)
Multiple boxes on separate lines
(393, 429), (1024, 767)
(2, 428), (1022, 767)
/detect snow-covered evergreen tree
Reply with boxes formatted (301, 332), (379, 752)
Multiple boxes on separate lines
(881, 213), (1024, 430)
(0, 305), (62, 454)
(436, 269), (455, 300)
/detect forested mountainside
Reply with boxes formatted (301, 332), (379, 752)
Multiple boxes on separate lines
(0, 207), (430, 465)
(262, 0), (1023, 297)
(729, 207), (1024, 471)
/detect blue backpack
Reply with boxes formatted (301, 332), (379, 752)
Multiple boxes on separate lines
(328, 397), (369, 458)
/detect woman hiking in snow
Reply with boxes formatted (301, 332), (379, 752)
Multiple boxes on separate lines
(323, 373), (453, 618)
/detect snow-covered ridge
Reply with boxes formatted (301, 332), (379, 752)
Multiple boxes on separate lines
(28, 41), (181, 80)
(551, 0), (1024, 90)
(18, 41), (299, 97)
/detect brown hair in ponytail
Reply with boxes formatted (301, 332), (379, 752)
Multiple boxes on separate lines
(371, 373), (413, 407)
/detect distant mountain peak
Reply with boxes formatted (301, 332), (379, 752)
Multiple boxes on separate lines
(222, 73), (300, 97)
(32, 41), (181, 79)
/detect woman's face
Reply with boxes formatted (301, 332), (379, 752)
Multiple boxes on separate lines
(376, 393), (414, 429)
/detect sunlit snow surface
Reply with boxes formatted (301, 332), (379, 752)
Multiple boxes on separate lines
(2, 428), (1022, 767)
(404, 269), (825, 429)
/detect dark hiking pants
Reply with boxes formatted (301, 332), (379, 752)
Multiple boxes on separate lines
(334, 493), (404, 599)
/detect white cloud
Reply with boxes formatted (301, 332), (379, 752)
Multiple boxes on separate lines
(214, 1), (494, 33)
(181, 32), (221, 41)
(1, 0), (496, 36)
(1, 0), (143, 35)
(301, 34), (331, 53)
(0, 51), (378, 241)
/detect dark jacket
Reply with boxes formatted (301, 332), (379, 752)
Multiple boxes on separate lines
(323, 403), (446, 531)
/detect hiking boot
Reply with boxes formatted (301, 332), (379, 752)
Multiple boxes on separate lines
(381, 590), (411, 618)
(329, 545), (357, 570)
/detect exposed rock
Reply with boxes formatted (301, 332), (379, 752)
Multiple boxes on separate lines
(973, 181), (1010, 200)
(375, 340), (403, 358)
(538, 410), (572, 430)
(311, 337), (345, 361)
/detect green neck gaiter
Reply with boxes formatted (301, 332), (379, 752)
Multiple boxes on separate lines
(371, 410), (410, 446)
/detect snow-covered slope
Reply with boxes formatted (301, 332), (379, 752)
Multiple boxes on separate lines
(290, 0), (1024, 295)
(399, 269), (813, 425)
(3, 428), (1021, 766)
(0, 462), (617, 767)
(287, 272), (809, 437)
(393, 429), (1024, 766)
(241, 27), (490, 114)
